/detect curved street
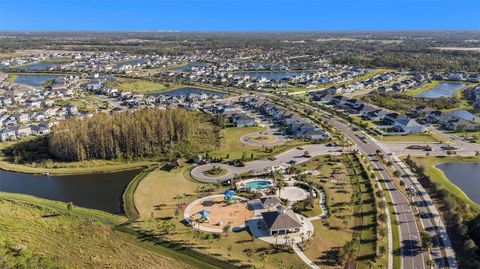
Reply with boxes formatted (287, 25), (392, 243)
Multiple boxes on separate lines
(191, 144), (341, 182)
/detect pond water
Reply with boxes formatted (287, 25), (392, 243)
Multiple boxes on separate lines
(115, 59), (147, 68)
(417, 82), (465, 98)
(152, 87), (227, 97)
(15, 74), (58, 87)
(436, 162), (480, 204)
(17, 62), (58, 71)
(0, 169), (141, 214)
(234, 71), (307, 80)
(173, 61), (209, 71)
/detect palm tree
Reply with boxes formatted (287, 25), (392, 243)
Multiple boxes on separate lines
(260, 253), (268, 268)
(277, 179), (285, 197)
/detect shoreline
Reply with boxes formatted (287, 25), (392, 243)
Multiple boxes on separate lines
(407, 156), (480, 211)
(0, 160), (155, 176)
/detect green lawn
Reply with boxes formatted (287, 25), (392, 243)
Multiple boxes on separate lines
(5, 73), (16, 84)
(406, 156), (480, 211)
(375, 132), (446, 143)
(133, 165), (307, 269)
(452, 131), (480, 144)
(210, 126), (306, 161)
(106, 78), (176, 94)
(300, 155), (381, 268)
(0, 192), (240, 269)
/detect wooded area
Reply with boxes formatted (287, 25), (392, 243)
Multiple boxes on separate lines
(50, 109), (218, 161)
(6, 109), (219, 163)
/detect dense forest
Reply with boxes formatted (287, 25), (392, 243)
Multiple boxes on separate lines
(6, 109), (219, 162)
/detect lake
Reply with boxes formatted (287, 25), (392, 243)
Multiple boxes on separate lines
(17, 62), (58, 71)
(417, 82), (465, 98)
(15, 74), (59, 87)
(152, 87), (228, 97)
(0, 169), (141, 214)
(436, 162), (480, 204)
(234, 71), (307, 80)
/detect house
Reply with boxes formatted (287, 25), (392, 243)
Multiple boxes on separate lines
(411, 105), (435, 118)
(443, 118), (480, 132)
(30, 125), (50, 136)
(64, 104), (78, 115)
(426, 111), (453, 123)
(13, 113), (29, 124)
(310, 92), (334, 103)
(261, 206), (303, 236)
(393, 117), (425, 133)
(235, 115), (256, 127)
(0, 128), (16, 142)
(11, 125), (32, 138)
(301, 129), (330, 140)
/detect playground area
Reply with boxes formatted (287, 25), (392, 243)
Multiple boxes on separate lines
(185, 193), (254, 232)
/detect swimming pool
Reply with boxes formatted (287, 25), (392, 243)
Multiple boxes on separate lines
(245, 180), (272, 190)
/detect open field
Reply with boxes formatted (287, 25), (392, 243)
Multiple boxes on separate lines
(375, 132), (446, 143)
(210, 126), (306, 161)
(105, 77), (176, 94)
(406, 155), (480, 211)
(133, 164), (307, 269)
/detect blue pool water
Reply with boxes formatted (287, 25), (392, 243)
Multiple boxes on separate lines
(245, 180), (272, 189)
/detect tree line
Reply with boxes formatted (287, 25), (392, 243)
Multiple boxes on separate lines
(48, 109), (218, 162)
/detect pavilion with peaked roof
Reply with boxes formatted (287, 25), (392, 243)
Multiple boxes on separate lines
(261, 206), (303, 236)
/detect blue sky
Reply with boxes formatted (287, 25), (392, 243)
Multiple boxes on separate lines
(0, 0), (479, 30)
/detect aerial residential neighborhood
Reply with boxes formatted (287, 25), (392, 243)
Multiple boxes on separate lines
(0, 1), (479, 269)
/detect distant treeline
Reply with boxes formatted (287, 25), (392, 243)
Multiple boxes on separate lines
(333, 51), (480, 72)
(6, 109), (219, 163)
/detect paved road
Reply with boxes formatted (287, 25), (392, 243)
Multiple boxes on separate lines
(326, 116), (426, 269)
(276, 94), (458, 269)
(191, 144), (341, 182)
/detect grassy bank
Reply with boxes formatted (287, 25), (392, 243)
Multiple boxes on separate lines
(406, 155), (480, 211)
(5, 73), (16, 84)
(0, 192), (236, 269)
(123, 165), (159, 220)
(405, 80), (440, 96)
(0, 158), (155, 175)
